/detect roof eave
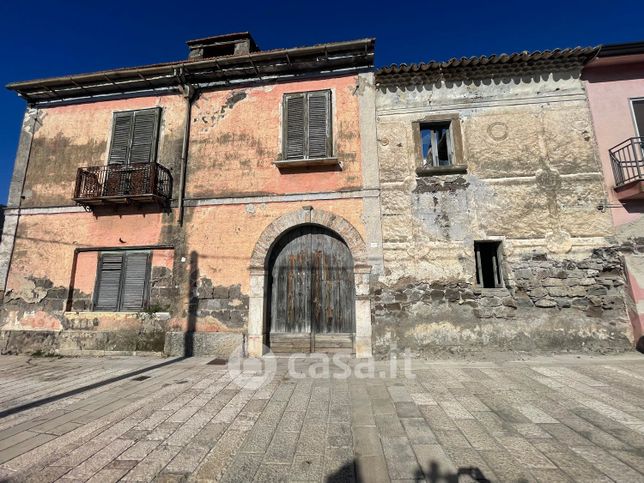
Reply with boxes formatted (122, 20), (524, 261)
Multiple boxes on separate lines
(7, 38), (376, 104)
(597, 41), (644, 58)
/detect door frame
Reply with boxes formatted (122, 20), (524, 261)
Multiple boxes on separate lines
(248, 207), (372, 358)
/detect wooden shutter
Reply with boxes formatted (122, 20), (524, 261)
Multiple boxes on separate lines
(284, 94), (305, 159)
(107, 112), (133, 165)
(120, 252), (150, 311)
(94, 253), (124, 310)
(307, 91), (330, 158)
(129, 108), (161, 164)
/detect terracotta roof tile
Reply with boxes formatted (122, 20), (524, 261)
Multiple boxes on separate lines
(376, 47), (599, 85)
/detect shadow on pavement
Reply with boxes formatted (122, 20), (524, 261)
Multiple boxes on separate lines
(326, 459), (493, 482)
(0, 356), (186, 418)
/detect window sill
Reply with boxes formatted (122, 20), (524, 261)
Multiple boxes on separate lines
(273, 157), (340, 169)
(64, 311), (170, 317)
(416, 165), (467, 176)
(472, 287), (509, 296)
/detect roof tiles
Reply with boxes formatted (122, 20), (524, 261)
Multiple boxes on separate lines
(376, 47), (599, 86)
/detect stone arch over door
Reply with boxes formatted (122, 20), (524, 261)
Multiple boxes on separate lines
(248, 207), (372, 358)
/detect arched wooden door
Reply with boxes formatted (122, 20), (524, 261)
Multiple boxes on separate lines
(268, 225), (355, 353)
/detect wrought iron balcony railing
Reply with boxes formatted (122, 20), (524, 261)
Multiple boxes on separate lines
(73, 162), (172, 207)
(609, 137), (644, 187)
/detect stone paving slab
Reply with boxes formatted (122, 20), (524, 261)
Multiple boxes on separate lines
(0, 354), (643, 481)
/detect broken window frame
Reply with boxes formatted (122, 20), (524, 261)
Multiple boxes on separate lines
(420, 122), (454, 167)
(474, 241), (505, 289)
(93, 250), (152, 312)
(413, 113), (465, 176)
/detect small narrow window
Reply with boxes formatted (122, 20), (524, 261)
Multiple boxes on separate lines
(632, 99), (644, 137)
(474, 241), (504, 288)
(94, 251), (151, 311)
(108, 108), (161, 165)
(283, 90), (332, 160)
(420, 122), (453, 167)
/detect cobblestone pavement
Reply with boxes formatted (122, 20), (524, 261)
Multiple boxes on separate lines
(0, 354), (643, 482)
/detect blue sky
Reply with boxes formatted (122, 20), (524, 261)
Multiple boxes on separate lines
(1, 0), (642, 205)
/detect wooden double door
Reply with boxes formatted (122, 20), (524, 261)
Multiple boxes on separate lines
(268, 226), (355, 353)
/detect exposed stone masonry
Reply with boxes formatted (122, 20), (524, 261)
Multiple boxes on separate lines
(0, 273), (170, 355)
(148, 266), (175, 311)
(511, 249), (626, 316)
(371, 249), (632, 356)
(195, 278), (249, 329)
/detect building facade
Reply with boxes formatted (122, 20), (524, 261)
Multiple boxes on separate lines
(583, 42), (644, 347)
(0, 34), (638, 357)
(0, 33), (381, 357)
(371, 49), (632, 355)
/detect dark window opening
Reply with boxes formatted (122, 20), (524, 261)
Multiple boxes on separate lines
(633, 99), (644, 137)
(203, 43), (237, 58)
(475, 241), (504, 288)
(421, 122), (452, 167)
(94, 251), (151, 312)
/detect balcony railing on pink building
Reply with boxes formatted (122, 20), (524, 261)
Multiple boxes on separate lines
(72, 162), (172, 207)
(609, 137), (644, 187)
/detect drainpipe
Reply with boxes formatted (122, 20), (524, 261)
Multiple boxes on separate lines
(177, 71), (197, 226)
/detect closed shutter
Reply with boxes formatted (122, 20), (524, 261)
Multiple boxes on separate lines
(93, 251), (150, 312)
(120, 252), (150, 311)
(107, 108), (160, 165)
(129, 108), (161, 164)
(107, 113), (133, 165)
(283, 91), (332, 160)
(284, 94), (305, 159)
(307, 91), (330, 158)
(94, 253), (124, 310)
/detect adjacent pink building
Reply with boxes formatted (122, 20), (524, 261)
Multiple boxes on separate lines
(583, 41), (644, 346)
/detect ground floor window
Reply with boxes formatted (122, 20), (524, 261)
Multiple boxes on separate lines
(94, 251), (151, 311)
(475, 241), (504, 288)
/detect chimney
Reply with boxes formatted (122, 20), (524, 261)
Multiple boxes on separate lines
(186, 32), (259, 60)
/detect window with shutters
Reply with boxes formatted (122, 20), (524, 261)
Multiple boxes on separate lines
(108, 108), (161, 165)
(282, 90), (332, 160)
(93, 251), (151, 311)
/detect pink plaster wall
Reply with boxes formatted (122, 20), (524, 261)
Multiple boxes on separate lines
(584, 56), (644, 343)
(74, 251), (98, 294)
(186, 75), (363, 198)
(151, 249), (174, 270)
(583, 57), (644, 227)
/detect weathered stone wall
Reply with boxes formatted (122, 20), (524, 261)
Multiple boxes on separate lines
(194, 281), (248, 330)
(372, 248), (631, 355)
(374, 72), (631, 355)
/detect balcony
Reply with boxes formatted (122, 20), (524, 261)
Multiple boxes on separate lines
(609, 137), (644, 201)
(73, 162), (172, 208)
